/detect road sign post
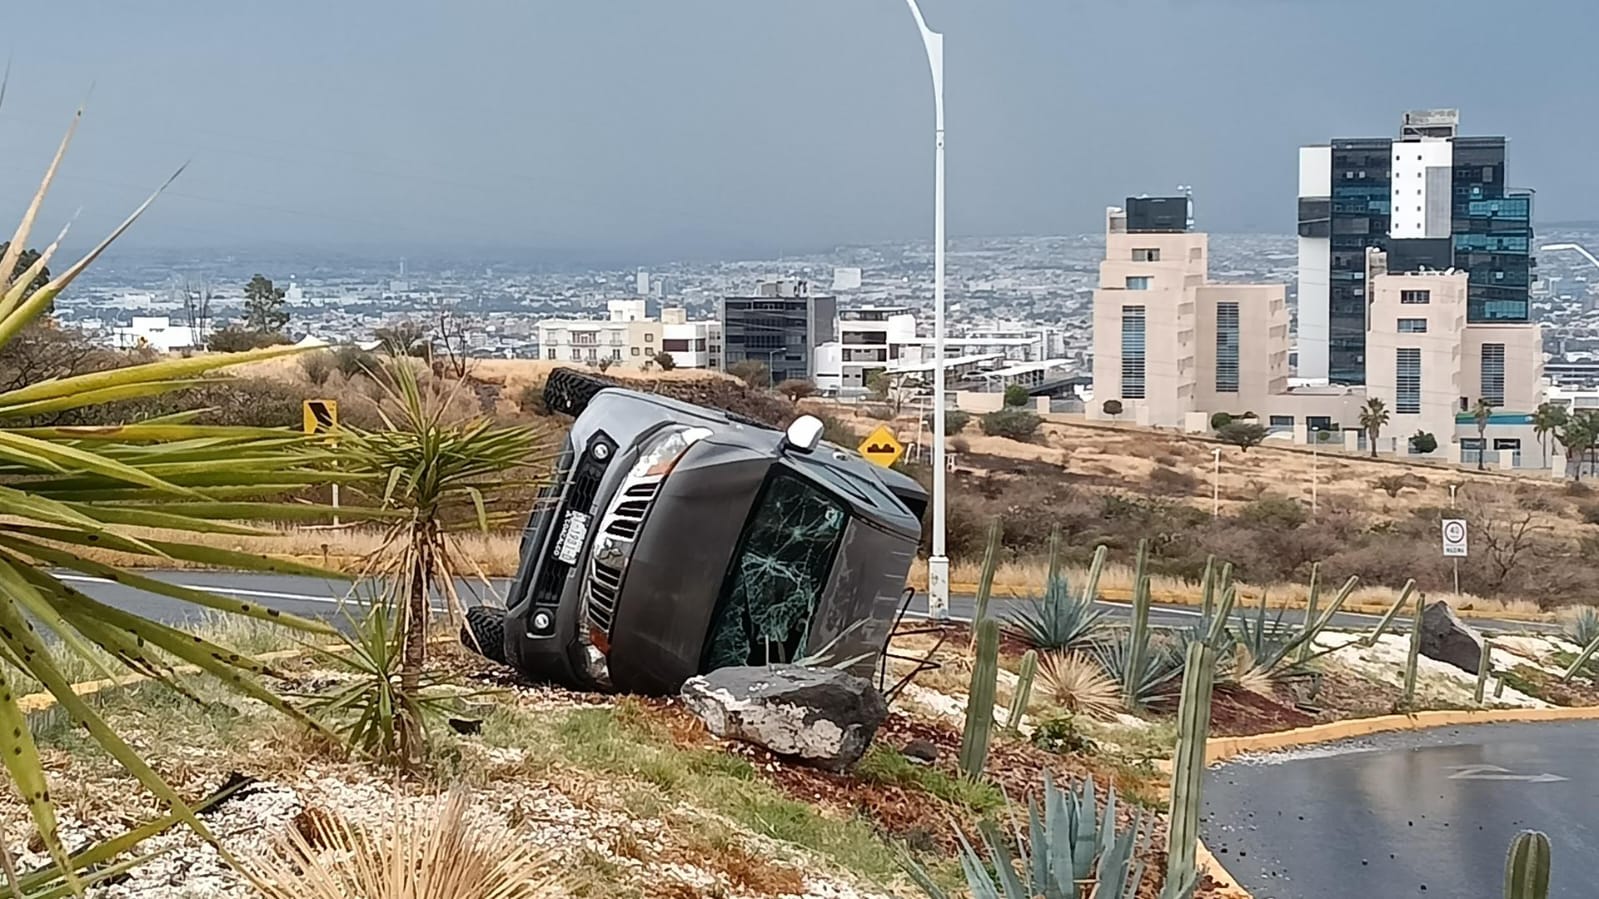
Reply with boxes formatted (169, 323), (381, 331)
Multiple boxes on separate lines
(1442, 518), (1467, 595)
(858, 424), (905, 468)
(304, 400), (340, 524)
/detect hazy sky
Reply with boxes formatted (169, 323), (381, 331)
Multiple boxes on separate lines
(3, 0), (1595, 259)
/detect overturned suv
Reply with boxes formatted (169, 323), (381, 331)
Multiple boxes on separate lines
(465, 369), (928, 695)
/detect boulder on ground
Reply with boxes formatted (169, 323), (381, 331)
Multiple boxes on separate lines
(1419, 600), (1484, 674)
(680, 665), (888, 772)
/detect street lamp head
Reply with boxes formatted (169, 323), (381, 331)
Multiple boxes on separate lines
(1211, 447), (1222, 459)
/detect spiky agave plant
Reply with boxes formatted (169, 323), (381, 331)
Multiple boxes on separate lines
(0, 102), (352, 878)
(336, 362), (550, 762)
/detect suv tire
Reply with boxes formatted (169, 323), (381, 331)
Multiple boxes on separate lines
(463, 605), (508, 664)
(543, 368), (610, 417)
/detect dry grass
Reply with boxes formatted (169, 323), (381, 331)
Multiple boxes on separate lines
(244, 791), (557, 899)
(1036, 652), (1121, 720)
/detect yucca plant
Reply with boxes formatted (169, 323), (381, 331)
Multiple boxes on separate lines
(1037, 651), (1122, 721)
(244, 790), (555, 899)
(905, 773), (1150, 899)
(337, 362), (550, 762)
(1561, 605), (1599, 648)
(0, 99), (353, 877)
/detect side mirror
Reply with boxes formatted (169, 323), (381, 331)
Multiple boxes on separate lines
(783, 415), (826, 453)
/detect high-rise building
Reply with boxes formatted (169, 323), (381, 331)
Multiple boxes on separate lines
(1090, 198), (1290, 428)
(1297, 109), (1534, 384)
(719, 279), (837, 384)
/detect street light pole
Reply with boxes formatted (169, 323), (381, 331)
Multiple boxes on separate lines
(1311, 434), (1318, 517)
(902, 0), (949, 619)
(1211, 447), (1221, 518)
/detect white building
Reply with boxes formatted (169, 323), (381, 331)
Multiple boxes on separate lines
(659, 307), (721, 369)
(109, 316), (199, 353)
(536, 299), (662, 370)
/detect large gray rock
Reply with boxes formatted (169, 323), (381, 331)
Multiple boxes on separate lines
(1419, 600), (1484, 674)
(680, 665), (888, 772)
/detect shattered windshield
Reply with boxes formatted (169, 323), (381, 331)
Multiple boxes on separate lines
(702, 471), (847, 671)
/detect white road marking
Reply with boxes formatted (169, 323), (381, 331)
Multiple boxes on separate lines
(56, 574), (352, 605)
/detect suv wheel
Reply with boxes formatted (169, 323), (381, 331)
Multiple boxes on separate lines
(462, 606), (508, 664)
(543, 368), (610, 417)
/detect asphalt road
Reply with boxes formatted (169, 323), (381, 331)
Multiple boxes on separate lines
(55, 570), (1559, 636)
(1202, 722), (1599, 898)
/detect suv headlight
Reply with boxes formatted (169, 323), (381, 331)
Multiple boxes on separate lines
(629, 426), (713, 479)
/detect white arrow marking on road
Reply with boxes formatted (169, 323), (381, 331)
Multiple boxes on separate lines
(1446, 764), (1568, 783)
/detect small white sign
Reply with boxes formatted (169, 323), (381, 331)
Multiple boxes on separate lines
(554, 510), (592, 565)
(1442, 518), (1468, 557)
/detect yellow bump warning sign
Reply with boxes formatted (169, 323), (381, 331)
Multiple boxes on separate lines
(858, 424), (904, 468)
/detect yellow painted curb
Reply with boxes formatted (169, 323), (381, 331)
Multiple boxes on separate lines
(1194, 704), (1599, 896)
(1204, 704), (1599, 766)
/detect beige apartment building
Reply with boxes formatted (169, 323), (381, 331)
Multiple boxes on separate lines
(537, 299), (662, 370)
(1090, 198), (1290, 427)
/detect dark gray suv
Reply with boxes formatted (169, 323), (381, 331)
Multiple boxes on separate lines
(466, 369), (927, 695)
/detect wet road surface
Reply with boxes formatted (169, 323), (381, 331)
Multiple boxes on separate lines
(1202, 722), (1599, 898)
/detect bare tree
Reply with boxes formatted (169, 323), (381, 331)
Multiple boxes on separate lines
(1470, 503), (1550, 592)
(434, 301), (472, 379)
(176, 276), (215, 350)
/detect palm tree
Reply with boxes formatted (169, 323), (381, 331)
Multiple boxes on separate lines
(1358, 397), (1389, 458)
(339, 363), (551, 764)
(1472, 398), (1496, 471)
(1533, 401), (1568, 471)
(0, 107), (345, 873)
(1560, 411), (1599, 481)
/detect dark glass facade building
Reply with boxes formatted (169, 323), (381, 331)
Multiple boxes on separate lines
(1298, 113), (1534, 385)
(720, 283), (836, 385)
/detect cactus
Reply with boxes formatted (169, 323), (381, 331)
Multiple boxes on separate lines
(1560, 626), (1599, 683)
(1505, 830), (1551, 899)
(1297, 563), (1321, 663)
(1005, 650), (1038, 735)
(1123, 538), (1152, 710)
(959, 618), (1000, 778)
(1364, 579), (1417, 646)
(1476, 638), (1493, 705)
(1403, 592), (1424, 705)
(1163, 638), (1217, 899)
(1080, 543), (1107, 605)
(1198, 556), (1216, 621)
(1046, 526), (1064, 585)
(970, 518), (1002, 645)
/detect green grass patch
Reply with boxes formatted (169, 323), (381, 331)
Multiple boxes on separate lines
(478, 700), (910, 883)
(855, 746), (1004, 813)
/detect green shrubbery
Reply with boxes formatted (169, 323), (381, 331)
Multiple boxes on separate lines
(980, 408), (1041, 442)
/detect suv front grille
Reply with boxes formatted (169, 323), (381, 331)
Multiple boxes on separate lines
(587, 561), (623, 633)
(528, 439), (611, 618)
(604, 482), (659, 540)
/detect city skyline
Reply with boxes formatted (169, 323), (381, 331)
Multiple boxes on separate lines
(2, 0), (1596, 258)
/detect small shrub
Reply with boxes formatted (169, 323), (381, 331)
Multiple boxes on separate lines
(1028, 712), (1097, 755)
(1373, 474), (1412, 498)
(925, 409), (970, 436)
(1209, 411), (1234, 431)
(775, 378), (814, 405)
(299, 351), (335, 387)
(209, 326), (286, 353)
(861, 403), (895, 420)
(334, 345), (378, 379)
(1003, 384), (1030, 408)
(1410, 430), (1438, 454)
(1101, 399), (1123, 418)
(980, 408), (1042, 442)
(653, 351), (676, 371)
(951, 435), (970, 453)
(1148, 465), (1199, 494)
(1216, 421), (1268, 451)
(1238, 495), (1308, 530)
(1567, 480), (1594, 498)
(817, 413), (854, 447)
(1581, 503), (1599, 526)
(727, 359), (767, 387)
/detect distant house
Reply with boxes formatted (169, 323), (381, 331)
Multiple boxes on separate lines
(109, 316), (200, 353)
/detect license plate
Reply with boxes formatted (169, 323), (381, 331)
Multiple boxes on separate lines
(553, 511), (591, 565)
